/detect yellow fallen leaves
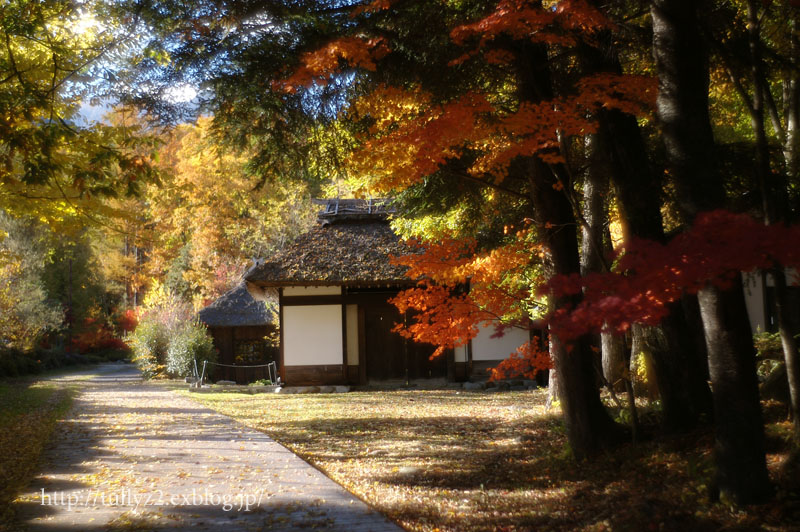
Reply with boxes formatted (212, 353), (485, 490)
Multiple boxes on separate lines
(187, 388), (800, 531)
(0, 381), (73, 529)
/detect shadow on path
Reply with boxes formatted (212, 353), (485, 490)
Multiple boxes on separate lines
(14, 364), (399, 531)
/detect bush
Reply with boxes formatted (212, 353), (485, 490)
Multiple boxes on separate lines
(0, 346), (89, 378)
(127, 319), (169, 379)
(753, 330), (792, 379)
(165, 320), (216, 378)
(754, 330), (783, 360)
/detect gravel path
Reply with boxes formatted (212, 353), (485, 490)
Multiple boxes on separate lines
(14, 364), (400, 531)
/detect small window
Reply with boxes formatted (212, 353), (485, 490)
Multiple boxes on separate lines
(234, 339), (267, 364)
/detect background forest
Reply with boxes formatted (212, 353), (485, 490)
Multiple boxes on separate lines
(2, 0), (800, 509)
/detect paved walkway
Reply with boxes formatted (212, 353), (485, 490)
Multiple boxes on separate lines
(15, 364), (400, 531)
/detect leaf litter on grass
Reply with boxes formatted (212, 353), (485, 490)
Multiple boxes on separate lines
(185, 389), (800, 531)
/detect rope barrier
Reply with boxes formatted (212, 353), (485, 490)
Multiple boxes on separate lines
(203, 361), (276, 369)
(195, 360), (279, 387)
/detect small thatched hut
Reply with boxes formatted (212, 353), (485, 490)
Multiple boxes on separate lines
(198, 282), (278, 383)
(244, 198), (531, 387)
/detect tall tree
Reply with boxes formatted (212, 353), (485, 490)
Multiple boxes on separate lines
(650, 0), (772, 504)
(576, 9), (713, 431)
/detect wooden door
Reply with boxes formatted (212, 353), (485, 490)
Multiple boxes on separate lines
(363, 304), (448, 382)
(364, 304), (406, 381)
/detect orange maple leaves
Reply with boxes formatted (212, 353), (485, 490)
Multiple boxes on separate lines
(389, 232), (543, 360)
(450, 0), (614, 52)
(350, 72), (655, 192)
(489, 339), (552, 381)
(274, 37), (389, 93)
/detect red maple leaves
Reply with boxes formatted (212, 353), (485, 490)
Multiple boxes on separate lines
(546, 210), (800, 341)
(390, 210), (800, 378)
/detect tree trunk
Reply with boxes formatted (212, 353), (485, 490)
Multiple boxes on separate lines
(601, 333), (627, 391)
(699, 282), (773, 503)
(512, 33), (623, 459)
(578, 28), (713, 429)
(783, 10), (799, 182)
(651, 0), (772, 503)
(630, 324), (656, 399)
(527, 161), (623, 458)
(547, 331), (560, 410)
(580, 134), (628, 390)
(774, 269), (800, 442)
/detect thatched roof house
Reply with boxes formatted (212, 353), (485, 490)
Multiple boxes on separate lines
(244, 198), (531, 387)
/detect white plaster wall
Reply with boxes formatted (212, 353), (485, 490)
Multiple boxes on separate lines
(786, 267), (799, 286)
(471, 323), (530, 361)
(742, 271), (767, 333)
(454, 344), (468, 363)
(346, 304), (359, 366)
(742, 267), (797, 333)
(283, 305), (343, 365)
(283, 286), (342, 296)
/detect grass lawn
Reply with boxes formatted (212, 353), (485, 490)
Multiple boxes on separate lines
(188, 389), (800, 531)
(0, 369), (95, 530)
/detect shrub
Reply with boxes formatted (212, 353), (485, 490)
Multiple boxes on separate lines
(0, 346), (86, 378)
(753, 330), (791, 378)
(754, 330), (783, 360)
(127, 319), (169, 379)
(165, 320), (216, 378)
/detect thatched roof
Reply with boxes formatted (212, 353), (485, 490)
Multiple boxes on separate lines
(245, 221), (415, 287)
(198, 282), (277, 327)
(313, 198), (395, 224)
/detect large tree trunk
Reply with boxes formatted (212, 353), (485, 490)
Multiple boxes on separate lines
(699, 283), (773, 503)
(651, 0), (772, 503)
(774, 269), (800, 442)
(512, 32), (624, 458)
(505, 26), (625, 458)
(528, 159), (624, 459)
(578, 27), (713, 430)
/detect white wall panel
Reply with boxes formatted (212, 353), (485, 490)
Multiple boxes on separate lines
(471, 323), (530, 361)
(284, 305), (342, 365)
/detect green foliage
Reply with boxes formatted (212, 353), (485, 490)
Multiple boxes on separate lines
(128, 283), (215, 379)
(752, 330), (799, 378)
(0, 0), (161, 233)
(165, 320), (216, 378)
(0, 212), (64, 350)
(164, 243), (193, 300)
(127, 319), (169, 379)
(41, 236), (110, 326)
(0, 346), (90, 378)
(249, 378), (273, 386)
(754, 330), (784, 359)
